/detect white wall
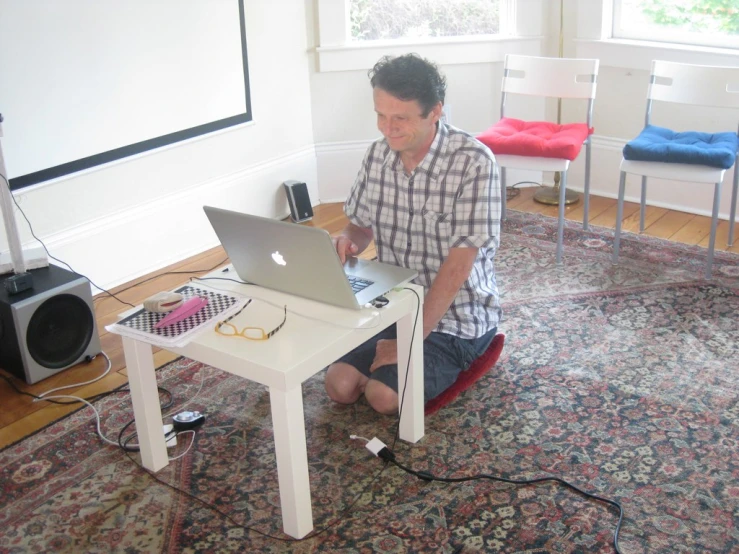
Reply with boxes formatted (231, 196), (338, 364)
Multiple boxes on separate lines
(3, 0), (318, 290)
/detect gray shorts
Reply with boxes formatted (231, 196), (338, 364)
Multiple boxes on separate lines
(336, 325), (497, 402)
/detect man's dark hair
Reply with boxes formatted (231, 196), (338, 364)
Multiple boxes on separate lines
(369, 54), (446, 117)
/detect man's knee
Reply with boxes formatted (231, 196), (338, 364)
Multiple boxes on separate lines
(364, 379), (398, 415)
(325, 362), (365, 404)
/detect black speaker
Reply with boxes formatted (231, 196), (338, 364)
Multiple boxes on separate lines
(283, 180), (313, 223)
(0, 265), (101, 384)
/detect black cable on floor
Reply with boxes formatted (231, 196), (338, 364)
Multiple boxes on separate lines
(376, 445), (624, 554)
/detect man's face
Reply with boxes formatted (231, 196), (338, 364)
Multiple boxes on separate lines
(373, 87), (441, 158)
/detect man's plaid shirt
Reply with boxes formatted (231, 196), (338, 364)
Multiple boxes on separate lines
(345, 122), (502, 339)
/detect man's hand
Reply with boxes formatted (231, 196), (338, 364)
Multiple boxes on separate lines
(333, 223), (373, 263)
(369, 339), (398, 373)
(333, 235), (359, 264)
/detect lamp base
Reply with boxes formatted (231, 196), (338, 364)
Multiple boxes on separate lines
(533, 186), (580, 206)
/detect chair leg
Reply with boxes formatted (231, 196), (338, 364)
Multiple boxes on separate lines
(500, 167), (507, 221)
(556, 171), (567, 265)
(705, 181), (722, 280)
(729, 163), (738, 247)
(639, 176), (647, 233)
(583, 140), (592, 231)
(612, 171), (627, 264)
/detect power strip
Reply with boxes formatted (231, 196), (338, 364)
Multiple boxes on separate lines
(163, 424), (177, 448)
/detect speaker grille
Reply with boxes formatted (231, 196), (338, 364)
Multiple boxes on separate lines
(26, 294), (94, 369)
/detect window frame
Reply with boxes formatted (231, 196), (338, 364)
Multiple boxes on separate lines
(611, 0), (739, 50)
(574, 0), (739, 70)
(315, 0), (545, 72)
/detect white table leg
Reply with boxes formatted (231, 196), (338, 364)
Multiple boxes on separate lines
(396, 303), (425, 443)
(268, 386), (313, 538)
(122, 337), (168, 471)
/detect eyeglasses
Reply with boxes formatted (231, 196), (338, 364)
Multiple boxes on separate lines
(215, 300), (287, 341)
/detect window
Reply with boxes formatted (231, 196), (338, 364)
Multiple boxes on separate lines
(316, 0), (543, 72)
(613, 0), (739, 49)
(574, 0), (738, 70)
(349, 0), (503, 42)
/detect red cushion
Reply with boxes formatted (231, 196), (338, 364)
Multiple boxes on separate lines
(477, 118), (594, 161)
(424, 333), (505, 416)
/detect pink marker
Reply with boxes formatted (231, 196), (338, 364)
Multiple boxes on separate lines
(154, 296), (208, 329)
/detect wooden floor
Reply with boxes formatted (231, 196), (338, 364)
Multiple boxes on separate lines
(1, 186), (736, 448)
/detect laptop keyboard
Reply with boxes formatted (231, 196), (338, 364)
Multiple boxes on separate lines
(347, 275), (374, 294)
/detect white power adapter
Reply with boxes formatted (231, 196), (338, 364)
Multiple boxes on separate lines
(163, 424), (177, 448)
(365, 437), (387, 457)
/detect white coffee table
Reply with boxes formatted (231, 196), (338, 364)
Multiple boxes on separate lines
(116, 275), (424, 538)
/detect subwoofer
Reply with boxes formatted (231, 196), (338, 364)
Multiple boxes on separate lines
(0, 265), (101, 384)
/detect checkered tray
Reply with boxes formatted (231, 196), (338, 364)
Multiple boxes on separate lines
(106, 285), (248, 348)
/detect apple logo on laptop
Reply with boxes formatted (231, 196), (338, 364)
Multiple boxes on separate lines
(271, 251), (287, 266)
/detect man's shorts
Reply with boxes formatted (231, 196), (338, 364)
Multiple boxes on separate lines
(335, 325), (497, 402)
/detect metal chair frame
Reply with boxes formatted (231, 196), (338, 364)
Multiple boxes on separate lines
(612, 60), (739, 279)
(495, 54), (599, 264)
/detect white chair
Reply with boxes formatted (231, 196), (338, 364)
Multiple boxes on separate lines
(612, 61), (739, 280)
(478, 54), (599, 264)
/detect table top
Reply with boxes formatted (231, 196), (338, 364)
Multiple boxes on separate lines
(121, 266), (423, 391)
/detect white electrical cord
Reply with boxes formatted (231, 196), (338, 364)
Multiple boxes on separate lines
(31, 349), (201, 462)
(36, 393), (198, 462)
(168, 430), (196, 461)
(36, 351), (112, 399)
(33, 394), (119, 446)
(31, 351), (115, 445)
(162, 364), (208, 420)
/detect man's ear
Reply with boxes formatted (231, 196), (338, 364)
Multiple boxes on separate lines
(431, 102), (443, 123)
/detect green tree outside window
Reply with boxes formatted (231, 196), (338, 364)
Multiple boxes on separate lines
(639, 0), (738, 35)
(350, 0), (501, 42)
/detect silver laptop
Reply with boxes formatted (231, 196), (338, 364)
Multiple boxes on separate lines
(203, 206), (418, 310)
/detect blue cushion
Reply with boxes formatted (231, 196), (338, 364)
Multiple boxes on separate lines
(623, 125), (738, 169)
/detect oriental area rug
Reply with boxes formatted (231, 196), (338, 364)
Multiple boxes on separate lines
(2, 210), (738, 553)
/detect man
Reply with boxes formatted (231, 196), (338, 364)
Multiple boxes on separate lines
(325, 53), (501, 415)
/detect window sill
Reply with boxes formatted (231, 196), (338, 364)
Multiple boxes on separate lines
(316, 35), (544, 72)
(574, 38), (739, 70)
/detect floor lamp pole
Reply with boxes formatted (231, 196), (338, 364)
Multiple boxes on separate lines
(0, 113), (28, 275)
(533, 0), (580, 207)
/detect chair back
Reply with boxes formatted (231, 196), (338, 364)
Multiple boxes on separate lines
(648, 61), (739, 110)
(501, 55), (599, 100)
(500, 55), (599, 123)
